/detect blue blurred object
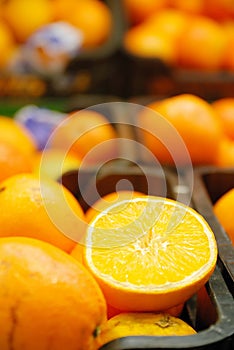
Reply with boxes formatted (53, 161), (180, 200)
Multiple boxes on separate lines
(14, 105), (66, 150)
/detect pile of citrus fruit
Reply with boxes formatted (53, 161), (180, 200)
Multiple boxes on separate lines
(0, 108), (221, 348)
(124, 0), (234, 71)
(0, 0), (112, 71)
(138, 93), (234, 166)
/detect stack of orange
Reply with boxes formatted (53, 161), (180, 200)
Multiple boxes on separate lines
(123, 0), (234, 71)
(0, 0), (113, 73)
(137, 94), (222, 166)
(137, 93), (234, 167)
(0, 140), (218, 350)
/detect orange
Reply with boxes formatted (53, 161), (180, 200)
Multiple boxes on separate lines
(85, 190), (145, 223)
(0, 173), (86, 252)
(2, 0), (53, 43)
(0, 116), (36, 156)
(213, 189), (234, 244)
(222, 21), (234, 71)
(33, 148), (81, 180)
(54, 0), (112, 48)
(0, 140), (32, 182)
(138, 94), (223, 165)
(177, 15), (227, 70)
(215, 137), (234, 167)
(212, 98), (234, 140)
(0, 236), (106, 350)
(49, 110), (118, 164)
(100, 312), (196, 345)
(124, 24), (177, 64)
(83, 196), (217, 312)
(144, 8), (189, 42)
(0, 20), (16, 68)
(124, 0), (168, 24)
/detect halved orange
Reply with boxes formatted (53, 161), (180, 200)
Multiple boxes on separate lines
(83, 196), (217, 312)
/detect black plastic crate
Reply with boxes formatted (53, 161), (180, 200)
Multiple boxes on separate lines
(188, 167), (234, 296)
(60, 163), (234, 350)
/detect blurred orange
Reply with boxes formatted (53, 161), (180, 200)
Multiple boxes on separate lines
(0, 20), (16, 68)
(0, 141), (32, 182)
(124, 24), (177, 64)
(2, 0), (53, 43)
(138, 94), (223, 165)
(124, 0), (168, 24)
(0, 116), (36, 156)
(177, 15), (227, 70)
(54, 0), (112, 48)
(144, 8), (189, 42)
(215, 137), (234, 167)
(212, 98), (234, 140)
(214, 189), (234, 245)
(49, 110), (118, 164)
(222, 21), (234, 71)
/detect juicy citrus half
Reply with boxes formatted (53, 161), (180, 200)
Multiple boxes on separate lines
(84, 196), (217, 311)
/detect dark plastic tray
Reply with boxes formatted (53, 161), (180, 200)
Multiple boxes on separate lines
(61, 162), (234, 350)
(0, 0), (125, 98)
(188, 167), (234, 296)
(122, 56), (234, 99)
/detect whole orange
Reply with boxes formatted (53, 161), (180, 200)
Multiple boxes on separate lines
(212, 98), (234, 140)
(124, 24), (177, 64)
(0, 20), (16, 68)
(177, 15), (227, 70)
(0, 141), (32, 182)
(0, 173), (86, 252)
(49, 110), (118, 164)
(0, 236), (107, 350)
(138, 94), (223, 165)
(55, 0), (112, 48)
(2, 0), (53, 42)
(144, 8), (189, 42)
(215, 137), (234, 167)
(214, 189), (234, 245)
(222, 21), (234, 71)
(0, 116), (36, 156)
(100, 313), (196, 346)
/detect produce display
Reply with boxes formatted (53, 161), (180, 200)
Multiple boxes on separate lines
(124, 0), (234, 71)
(0, 0), (113, 76)
(0, 1), (233, 349)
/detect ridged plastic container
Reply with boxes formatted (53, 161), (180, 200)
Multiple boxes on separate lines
(61, 163), (234, 350)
